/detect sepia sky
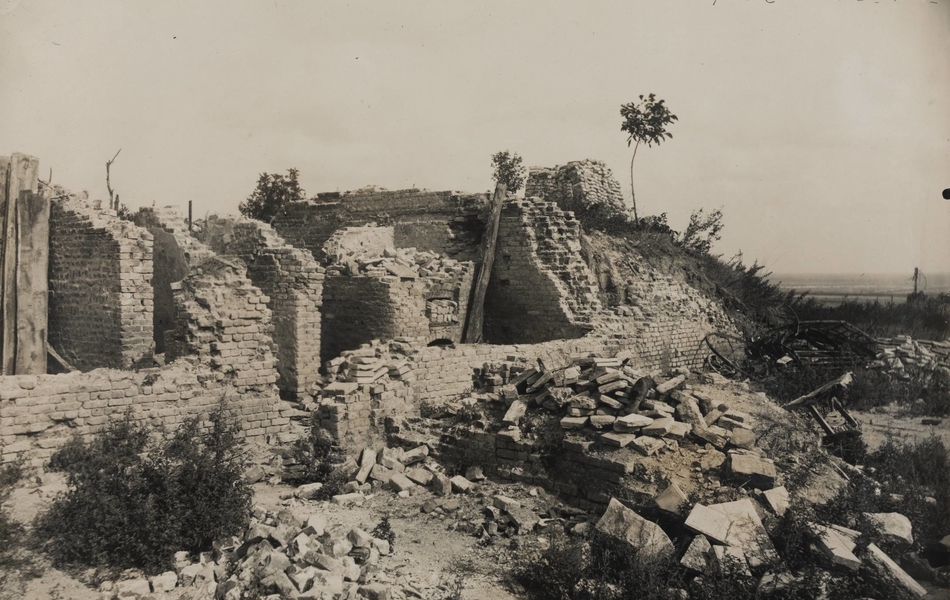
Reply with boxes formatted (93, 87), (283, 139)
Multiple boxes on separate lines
(1, 0), (948, 275)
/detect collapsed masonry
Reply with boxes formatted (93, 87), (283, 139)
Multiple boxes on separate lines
(1, 158), (737, 471)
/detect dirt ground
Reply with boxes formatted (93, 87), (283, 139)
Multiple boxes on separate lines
(851, 408), (950, 451)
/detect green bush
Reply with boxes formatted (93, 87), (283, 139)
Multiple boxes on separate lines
(34, 404), (252, 574)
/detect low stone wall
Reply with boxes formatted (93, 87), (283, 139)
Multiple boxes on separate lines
(48, 198), (154, 370)
(197, 217), (325, 397)
(0, 360), (291, 468)
(272, 189), (489, 264)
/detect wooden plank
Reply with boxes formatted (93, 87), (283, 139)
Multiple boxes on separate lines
(15, 190), (50, 374)
(0, 156), (8, 369)
(462, 182), (506, 343)
(1, 153), (38, 375)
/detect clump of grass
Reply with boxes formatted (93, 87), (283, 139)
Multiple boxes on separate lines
(0, 461), (26, 586)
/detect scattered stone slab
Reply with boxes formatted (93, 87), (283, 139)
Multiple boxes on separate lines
(684, 499), (778, 568)
(655, 482), (689, 516)
(332, 493), (365, 507)
(680, 534), (712, 574)
(693, 425), (730, 449)
(595, 498), (674, 558)
(710, 545), (752, 577)
(863, 512), (914, 547)
(401, 445), (429, 465)
(493, 495), (522, 512)
(150, 571), (178, 593)
(656, 375), (686, 395)
(432, 473), (452, 496)
(643, 417), (674, 437)
(810, 523), (861, 571)
(728, 428), (756, 450)
(866, 543), (927, 597)
(632, 436), (666, 456)
(355, 448), (377, 484)
(502, 399), (527, 426)
(116, 579), (152, 597)
(507, 506), (540, 532)
(600, 432), (637, 448)
(725, 453), (778, 488)
(589, 415), (617, 429)
(561, 416), (588, 430)
(449, 475), (473, 493)
(614, 413), (653, 432)
(465, 466), (486, 481)
(389, 472), (415, 493)
(762, 486), (789, 517)
(295, 482), (324, 500)
(667, 421), (692, 440)
(406, 467), (433, 487)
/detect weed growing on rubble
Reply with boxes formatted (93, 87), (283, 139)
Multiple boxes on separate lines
(283, 414), (345, 498)
(34, 405), (252, 574)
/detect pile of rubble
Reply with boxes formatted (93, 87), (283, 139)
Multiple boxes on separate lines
(874, 335), (950, 374)
(594, 488), (935, 598)
(97, 507), (399, 600)
(477, 357), (758, 455)
(324, 246), (467, 282)
(323, 339), (416, 386)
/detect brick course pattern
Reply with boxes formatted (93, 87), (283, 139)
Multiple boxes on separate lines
(272, 189), (489, 264)
(0, 361), (290, 468)
(48, 197), (154, 370)
(316, 378), (416, 449)
(321, 261), (474, 363)
(166, 257), (279, 392)
(525, 160), (631, 222)
(197, 216), (325, 397)
(484, 196), (601, 344)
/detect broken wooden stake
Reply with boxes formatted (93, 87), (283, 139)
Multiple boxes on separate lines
(462, 182), (506, 343)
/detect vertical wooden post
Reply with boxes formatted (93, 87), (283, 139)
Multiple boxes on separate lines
(188, 200), (193, 232)
(1, 153), (39, 374)
(15, 189), (50, 374)
(0, 156), (9, 370)
(463, 182), (506, 343)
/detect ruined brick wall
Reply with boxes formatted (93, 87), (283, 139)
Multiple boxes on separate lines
(166, 257), (279, 392)
(0, 361), (291, 468)
(321, 261), (474, 363)
(484, 197), (600, 344)
(133, 207), (215, 353)
(316, 378), (415, 449)
(323, 226), (395, 263)
(48, 198), (154, 370)
(272, 189), (488, 264)
(525, 160), (630, 222)
(197, 217), (324, 397)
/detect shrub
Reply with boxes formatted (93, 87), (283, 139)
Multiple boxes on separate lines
(371, 517), (396, 552)
(790, 295), (950, 341)
(282, 415), (345, 499)
(34, 403), (252, 574)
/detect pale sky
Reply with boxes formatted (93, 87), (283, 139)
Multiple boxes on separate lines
(1, 0), (948, 275)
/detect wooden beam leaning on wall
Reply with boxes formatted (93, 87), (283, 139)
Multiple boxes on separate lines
(16, 186), (50, 374)
(0, 153), (40, 375)
(463, 182), (506, 344)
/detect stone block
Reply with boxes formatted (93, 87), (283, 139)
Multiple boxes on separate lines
(595, 498), (674, 558)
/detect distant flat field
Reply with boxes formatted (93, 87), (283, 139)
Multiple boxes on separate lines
(770, 273), (950, 305)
